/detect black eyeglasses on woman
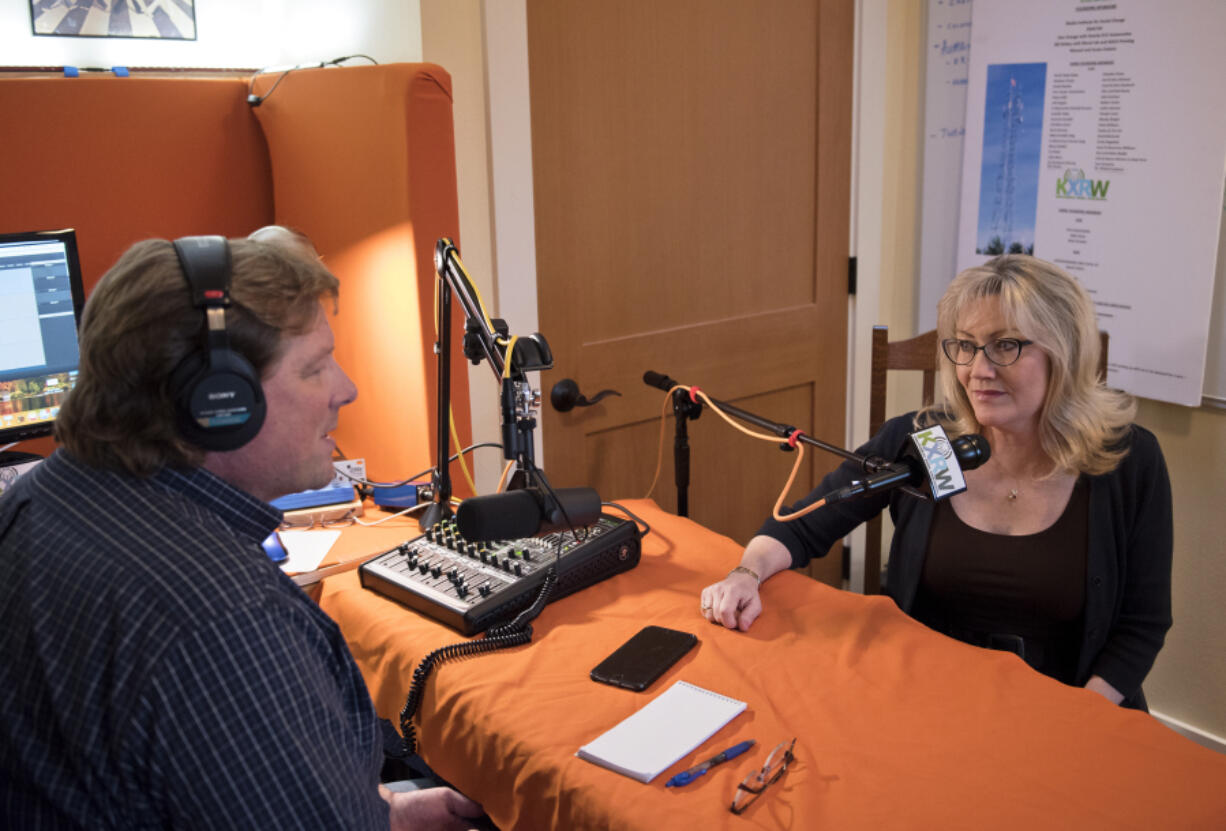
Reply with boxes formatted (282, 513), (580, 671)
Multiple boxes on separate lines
(941, 337), (1034, 367)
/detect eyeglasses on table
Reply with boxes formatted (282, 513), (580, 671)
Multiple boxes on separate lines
(729, 738), (796, 815)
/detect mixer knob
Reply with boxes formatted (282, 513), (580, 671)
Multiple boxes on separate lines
(478, 582), (492, 597)
(513, 562), (522, 576)
(456, 584), (468, 598)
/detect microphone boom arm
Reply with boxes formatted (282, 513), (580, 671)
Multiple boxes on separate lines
(434, 238), (508, 381)
(643, 370), (897, 478)
(430, 239), (555, 522)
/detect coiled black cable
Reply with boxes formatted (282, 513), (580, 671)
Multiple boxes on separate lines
(398, 567), (559, 756)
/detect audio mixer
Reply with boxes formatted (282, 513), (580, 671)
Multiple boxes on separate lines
(359, 514), (641, 635)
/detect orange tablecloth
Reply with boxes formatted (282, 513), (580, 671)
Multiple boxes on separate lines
(316, 500), (1226, 830)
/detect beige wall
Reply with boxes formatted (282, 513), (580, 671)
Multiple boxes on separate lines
(1135, 401), (1226, 738)
(421, 0), (504, 495)
(879, 0), (926, 420)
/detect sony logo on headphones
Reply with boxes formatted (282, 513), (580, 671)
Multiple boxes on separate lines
(207, 391), (237, 400)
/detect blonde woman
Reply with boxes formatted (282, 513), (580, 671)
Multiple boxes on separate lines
(700, 255), (1172, 709)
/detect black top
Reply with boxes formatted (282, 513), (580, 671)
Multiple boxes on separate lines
(758, 413), (1172, 708)
(912, 477), (1088, 684)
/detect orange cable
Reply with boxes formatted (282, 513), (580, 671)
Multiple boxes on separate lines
(643, 383), (823, 523)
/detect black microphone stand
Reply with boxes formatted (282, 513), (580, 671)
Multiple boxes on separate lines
(643, 371), (897, 509)
(670, 388), (703, 517)
(421, 272), (454, 530)
(427, 239), (554, 529)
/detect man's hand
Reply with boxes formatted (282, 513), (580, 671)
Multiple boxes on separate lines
(386, 787), (484, 831)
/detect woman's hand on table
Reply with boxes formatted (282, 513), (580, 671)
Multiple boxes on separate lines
(699, 535), (792, 632)
(700, 570), (762, 631)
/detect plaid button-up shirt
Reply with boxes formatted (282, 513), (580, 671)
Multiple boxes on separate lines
(1, 451), (388, 829)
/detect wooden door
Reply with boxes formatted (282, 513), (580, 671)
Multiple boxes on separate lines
(527, 0), (853, 585)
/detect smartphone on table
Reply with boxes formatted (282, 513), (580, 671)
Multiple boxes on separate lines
(590, 625), (698, 692)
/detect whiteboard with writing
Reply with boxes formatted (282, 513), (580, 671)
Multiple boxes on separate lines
(917, 0), (972, 333)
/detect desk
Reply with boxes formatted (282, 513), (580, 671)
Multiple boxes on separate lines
(317, 500), (1226, 829)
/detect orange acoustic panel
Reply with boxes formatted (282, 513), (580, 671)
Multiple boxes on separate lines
(0, 73), (275, 459)
(0, 75), (273, 295)
(250, 63), (472, 491)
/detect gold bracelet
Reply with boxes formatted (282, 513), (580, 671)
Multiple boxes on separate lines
(728, 565), (761, 586)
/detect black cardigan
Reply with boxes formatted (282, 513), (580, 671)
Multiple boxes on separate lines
(757, 413), (1173, 707)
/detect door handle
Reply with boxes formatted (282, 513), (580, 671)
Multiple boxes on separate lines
(550, 378), (621, 412)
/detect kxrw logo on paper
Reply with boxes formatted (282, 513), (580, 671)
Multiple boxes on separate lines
(1056, 168), (1111, 200)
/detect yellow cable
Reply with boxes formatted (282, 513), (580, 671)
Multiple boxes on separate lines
(448, 407), (478, 495)
(495, 460), (515, 493)
(445, 244), (502, 338)
(502, 335), (519, 379)
(431, 261), (480, 498)
(642, 387), (678, 500)
(433, 243), (523, 499)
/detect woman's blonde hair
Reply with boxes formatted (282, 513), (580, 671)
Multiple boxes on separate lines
(919, 254), (1135, 475)
(56, 236), (338, 476)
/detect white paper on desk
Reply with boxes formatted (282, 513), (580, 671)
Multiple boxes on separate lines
(576, 680), (747, 783)
(277, 529), (341, 574)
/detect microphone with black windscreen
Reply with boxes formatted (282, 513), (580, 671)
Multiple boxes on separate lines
(456, 487), (602, 542)
(825, 426), (990, 504)
(643, 370), (679, 392)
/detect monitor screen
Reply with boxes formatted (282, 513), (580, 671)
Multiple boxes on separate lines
(0, 230), (86, 446)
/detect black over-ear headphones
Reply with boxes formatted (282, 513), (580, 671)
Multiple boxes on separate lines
(169, 236), (266, 451)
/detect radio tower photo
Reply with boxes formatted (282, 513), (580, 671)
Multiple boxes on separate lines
(990, 78), (1023, 252)
(975, 63), (1047, 256)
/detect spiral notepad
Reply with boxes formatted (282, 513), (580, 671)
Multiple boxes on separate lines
(576, 680), (747, 783)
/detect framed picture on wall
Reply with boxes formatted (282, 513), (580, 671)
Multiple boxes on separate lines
(30, 0), (197, 41)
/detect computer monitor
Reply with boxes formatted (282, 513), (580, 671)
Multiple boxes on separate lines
(0, 229), (86, 455)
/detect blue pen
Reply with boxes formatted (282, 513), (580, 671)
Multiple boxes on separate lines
(665, 740), (755, 787)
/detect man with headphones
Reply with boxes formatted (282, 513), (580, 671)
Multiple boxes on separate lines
(0, 230), (483, 830)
